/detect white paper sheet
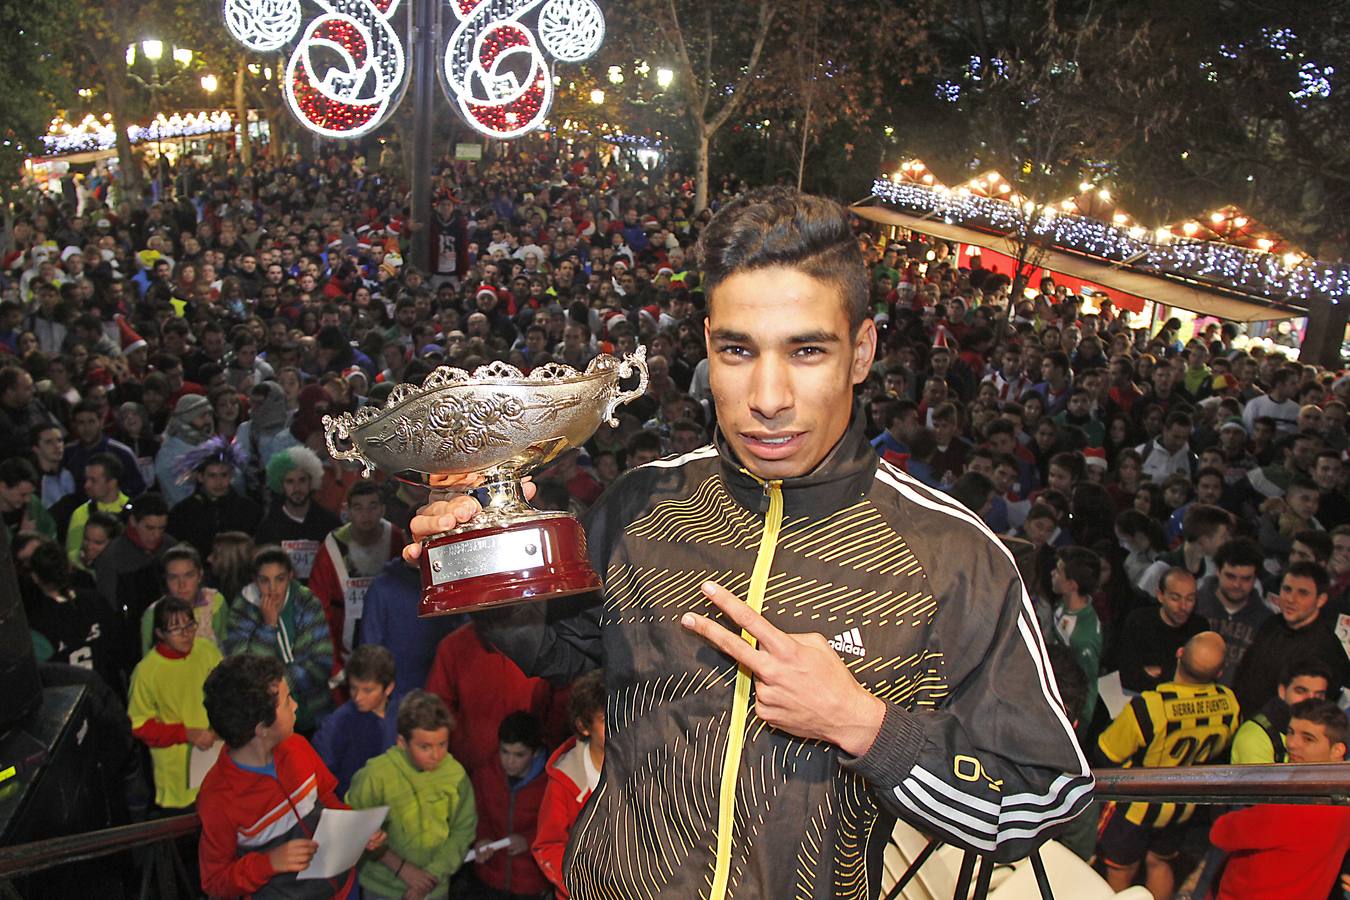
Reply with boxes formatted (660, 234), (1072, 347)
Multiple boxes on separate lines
(1098, 670), (1129, 719)
(189, 741), (223, 789)
(297, 806), (389, 880)
(464, 837), (512, 864)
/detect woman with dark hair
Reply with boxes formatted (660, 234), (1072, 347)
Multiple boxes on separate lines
(1103, 413), (1136, 462)
(1134, 482), (1167, 524)
(1106, 447), (1144, 510)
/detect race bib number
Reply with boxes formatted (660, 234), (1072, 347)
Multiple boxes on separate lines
(282, 540), (320, 580)
(341, 576), (375, 654)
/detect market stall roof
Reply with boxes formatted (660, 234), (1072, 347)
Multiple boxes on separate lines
(852, 202), (1305, 322)
(854, 169), (1350, 324)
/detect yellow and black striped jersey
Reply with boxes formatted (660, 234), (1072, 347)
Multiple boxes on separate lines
(1097, 681), (1240, 827)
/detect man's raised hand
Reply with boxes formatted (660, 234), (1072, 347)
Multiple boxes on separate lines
(681, 581), (886, 757)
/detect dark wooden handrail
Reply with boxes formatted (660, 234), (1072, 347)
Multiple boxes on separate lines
(2, 763), (1348, 881)
(1092, 762), (1350, 807)
(0, 814), (199, 878)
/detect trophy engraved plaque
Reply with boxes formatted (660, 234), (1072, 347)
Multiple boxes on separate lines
(323, 348), (648, 615)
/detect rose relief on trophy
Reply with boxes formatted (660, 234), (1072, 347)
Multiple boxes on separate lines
(323, 348), (648, 615)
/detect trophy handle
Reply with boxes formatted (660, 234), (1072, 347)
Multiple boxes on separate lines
(323, 413), (376, 476)
(602, 347), (650, 424)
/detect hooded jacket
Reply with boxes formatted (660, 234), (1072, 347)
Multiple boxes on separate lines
(345, 744), (477, 899)
(533, 736), (596, 898)
(479, 411), (1092, 899)
(471, 748), (550, 895)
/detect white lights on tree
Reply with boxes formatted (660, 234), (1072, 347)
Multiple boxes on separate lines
(870, 178), (1350, 307)
(537, 0), (604, 62)
(223, 0), (302, 52)
(283, 0), (406, 138)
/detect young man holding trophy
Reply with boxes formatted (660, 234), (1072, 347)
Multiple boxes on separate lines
(387, 188), (1092, 899)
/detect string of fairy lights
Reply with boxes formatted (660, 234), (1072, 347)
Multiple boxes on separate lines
(870, 178), (1350, 307)
(41, 112), (235, 156)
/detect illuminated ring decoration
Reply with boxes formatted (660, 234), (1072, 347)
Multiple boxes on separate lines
(283, 0), (405, 138)
(444, 0), (555, 139)
(223, 0), (303, 52)
(537, 0), (604, 63)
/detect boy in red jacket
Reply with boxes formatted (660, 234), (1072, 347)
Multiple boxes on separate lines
(532, 671), (605, 898)
(1210, 698), (1350, 900)
(198, 654), (384, 898)
(469, 711), (551, 898)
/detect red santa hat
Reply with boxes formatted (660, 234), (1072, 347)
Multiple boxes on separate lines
(931, 325), (953, 351)
(476, 286), (499, 302)
(386, 218), (404, 237)
(1083, 447), (1108, 470)
(116, 315), (147, 354)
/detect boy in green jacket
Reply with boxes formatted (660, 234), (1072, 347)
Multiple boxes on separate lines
(346, 689), (477, 900)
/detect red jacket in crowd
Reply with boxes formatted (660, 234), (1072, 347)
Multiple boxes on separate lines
(471, 751), (551, 895)
(532, 736), (596, 899)
(197, 734), (353, 899)
(424, 623), (567, 778)
(1210, 803), (1350, 900)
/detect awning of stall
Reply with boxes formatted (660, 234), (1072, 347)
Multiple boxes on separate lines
(851, 202), (1306, 323)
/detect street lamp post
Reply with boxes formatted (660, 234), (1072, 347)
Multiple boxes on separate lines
(127, 39), (194, 194)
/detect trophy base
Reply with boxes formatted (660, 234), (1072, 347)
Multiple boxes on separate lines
(418, 514), (601, 616)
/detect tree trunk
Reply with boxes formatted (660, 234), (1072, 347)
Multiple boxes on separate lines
(695, 128), (710, 214)
(796, 99), (812, 191)
(235, 52), (253, 165)
(104, 62), (142, 197)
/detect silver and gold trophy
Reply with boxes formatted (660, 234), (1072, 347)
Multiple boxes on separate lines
(323, 349), (648, 615)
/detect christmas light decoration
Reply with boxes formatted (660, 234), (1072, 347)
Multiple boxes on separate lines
(282, 0), (406, 138)
(870, 178), (1350, 306)
(224, 0), (602, 140)
(40, 112), (235, 155)
(224, 0), (303, 52)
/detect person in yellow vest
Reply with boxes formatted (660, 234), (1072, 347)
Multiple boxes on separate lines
(65, 453), (129, 565)
(1096, 631), (1240, 899)
(128, 595), (223, 810)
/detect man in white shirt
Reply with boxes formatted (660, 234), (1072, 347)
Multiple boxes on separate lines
(1243, 368), (1301, 435)
(1137, 410), (1198, 482)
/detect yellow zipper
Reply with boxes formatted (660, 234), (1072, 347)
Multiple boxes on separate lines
(710, 477), (783, 900)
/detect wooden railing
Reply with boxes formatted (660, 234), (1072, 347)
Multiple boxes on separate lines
(2, 763), (1348, 897)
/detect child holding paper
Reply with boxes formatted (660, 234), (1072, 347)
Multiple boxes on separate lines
(127, 596), (223, 811)
(197, 653), (384, 898)
(346, 690), (477, 900)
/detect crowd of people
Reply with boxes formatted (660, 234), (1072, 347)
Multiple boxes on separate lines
(2, 139), (1349, 899)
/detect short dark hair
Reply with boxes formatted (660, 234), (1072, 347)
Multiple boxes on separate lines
(697, 187), (868, 333)
(153, 595), (195, 634)
(347, 644), (396, 686)
(203, 654), (286, 748)
(1293, 529), (1333, 564)
(1214, 538), (1263, 572)
(0, 457), (38, 488)
(396, 689), (453, 740)
(1283, 560), (1330, 597)
(126, 492), (168, 520)
(1281, 658), (1334, 689)
(1180, 504), (1232, 544)
(950, 472), (994, 515)
(85, 510), (121, 540)
(568, 669), (606, 738)
(1288, 698), (1349, 751)
(1056, 546), (1102, 595)
(498, 710), (544, 749)
(86, 452), (123, 484)
(347, 480), (381, 503)
(252, 545), (294, 574)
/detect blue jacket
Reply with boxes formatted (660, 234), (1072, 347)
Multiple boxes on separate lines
(311, 694), (401, 798)
(357, 557), (464, 691)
